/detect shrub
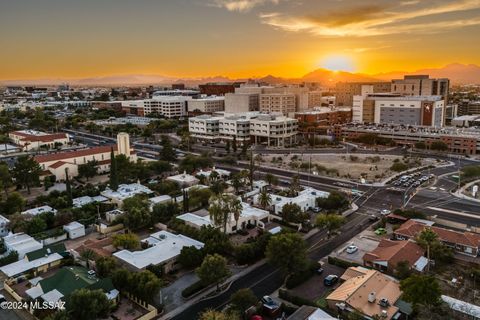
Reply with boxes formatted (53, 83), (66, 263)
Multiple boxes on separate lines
(181, 280), (208, 298)
(285, 260), (319, 289)
(328, 256), (359, 269)
(278, 289), (316, 307)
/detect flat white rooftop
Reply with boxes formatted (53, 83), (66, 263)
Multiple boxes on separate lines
(73, 195), (108, 208)
(21, 205), (57, 216)
(0, 253), (63, 278)
(113, 230), (204, 269)
(101, 183), (153, 201)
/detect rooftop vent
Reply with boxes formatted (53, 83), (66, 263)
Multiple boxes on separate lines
(379, 298), (390, 307)
(368, 292), (376, 303)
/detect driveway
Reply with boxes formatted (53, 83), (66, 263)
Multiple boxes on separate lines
(289, 263), (345, 301)
(158, 271), (200, 312)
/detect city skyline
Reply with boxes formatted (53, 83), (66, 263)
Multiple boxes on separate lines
(1, 0), (480, 80)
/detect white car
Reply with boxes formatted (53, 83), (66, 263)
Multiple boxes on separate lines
(380, 209), (391, 216)
(346, 245), (358, 254)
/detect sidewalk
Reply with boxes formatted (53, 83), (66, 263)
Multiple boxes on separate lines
(451, 179), (480, 203)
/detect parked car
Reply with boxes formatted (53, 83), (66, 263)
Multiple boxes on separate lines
(312, 207), (321, 213)
(380, 209), (391, 216)
(261, 296), (278, 307)
(369, 214), (379, 221)
(346, 245), (358, 254)
(375, 228), (387, 235)
(324, 275), (339, 286)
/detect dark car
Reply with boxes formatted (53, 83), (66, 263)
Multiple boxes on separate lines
(324, 275), (339, 286)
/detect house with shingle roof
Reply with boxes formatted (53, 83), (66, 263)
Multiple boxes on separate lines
(327, 267), (407, 320)
(363, 239), (426, 273)
(394, 219), (480, 257)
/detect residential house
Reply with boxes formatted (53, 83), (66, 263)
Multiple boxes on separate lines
(254, 187), (329, 214)
(3, 233), (43, 259)
(394, 220), (480, 257)
(287, 305), (336, 320)
(63, 221), (85, 239)
(326, 267), (406, 320)
(363, 239), (427, 273)
(113, 230), (204, 272)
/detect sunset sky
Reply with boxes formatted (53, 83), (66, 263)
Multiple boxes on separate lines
(1, 0), (480, 80)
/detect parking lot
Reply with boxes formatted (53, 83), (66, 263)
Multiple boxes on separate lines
(333, 234), (380, 265)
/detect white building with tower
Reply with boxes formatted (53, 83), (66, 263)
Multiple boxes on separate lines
(34, 133), (136, 180)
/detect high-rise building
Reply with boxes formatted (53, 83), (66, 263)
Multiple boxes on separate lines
(335, 82), (391, 107)
(224, 93), (259, 113)
(259, 93), (296, 116)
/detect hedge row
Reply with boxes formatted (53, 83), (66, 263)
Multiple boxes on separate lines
(328, 256), (360, 269)
(285, 260), (320, 289)
(181, 280), (208, 298)
(278, 289), (317, 307)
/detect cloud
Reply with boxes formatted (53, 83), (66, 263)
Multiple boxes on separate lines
(209, 0), (280, 12)
(259, 0), (480, 37)
(346, 46), (392, 53)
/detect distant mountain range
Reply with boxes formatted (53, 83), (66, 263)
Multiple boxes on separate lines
(1, 63), (479, 87)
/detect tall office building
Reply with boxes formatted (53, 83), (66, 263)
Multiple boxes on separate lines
(335, 82), (391, 107)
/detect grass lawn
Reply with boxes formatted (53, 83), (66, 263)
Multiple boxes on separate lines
(314, 289), (333, 308)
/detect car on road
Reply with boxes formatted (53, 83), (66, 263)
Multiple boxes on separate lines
(324, 275), (339, 286)
(261, 296), (278, 307)
(346, 245), (358, 254)
(380, 209), (391, 216)
(369, 214), (379, 221)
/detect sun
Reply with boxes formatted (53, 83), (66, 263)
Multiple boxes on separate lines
(319, 55), (355, 72)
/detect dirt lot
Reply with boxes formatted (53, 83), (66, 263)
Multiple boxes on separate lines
(435, 263), (480, 306)
(259, 153), (435, 183)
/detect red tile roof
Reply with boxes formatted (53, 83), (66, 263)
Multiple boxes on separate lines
(49, 161), (69, 169)
(12, 131), (68, 142)
(363, 239), (424, 269)
(395, 220), (480, 248)
(35, 145), (117, 163)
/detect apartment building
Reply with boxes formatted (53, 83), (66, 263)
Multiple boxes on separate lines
(189, 112), (298, 146)
(259, 93), (296, 116)
(353, 93), (444, 127)
(121, 96), (191, 118)
(9, 130), (70, 151)
(335, 82), (391, 107)
(187, 96), (225, 114)
(391, 75), (449, 101)
(335, 124), (480, 155)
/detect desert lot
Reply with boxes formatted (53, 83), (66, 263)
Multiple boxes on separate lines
(260, 153), (436, 183)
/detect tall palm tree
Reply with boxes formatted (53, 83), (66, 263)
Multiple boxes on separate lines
(258, 189), (272, 211)
(209, 194), (241, 234)
(417, 227), (438, 272)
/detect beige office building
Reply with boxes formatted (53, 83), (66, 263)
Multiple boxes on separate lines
(259, 93), (296, 116)
(335, 82), (391, 107)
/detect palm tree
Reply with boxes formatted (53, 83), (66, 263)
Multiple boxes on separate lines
(290, 175), (301, 196)
(258, 189), (272, 211)
(209, 194), (241, 234)
(80, 249), (97, 269)
(416, 227), (438, 272)
(230, 174), (242, 193)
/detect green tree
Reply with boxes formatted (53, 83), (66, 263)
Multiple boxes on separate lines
(12, 155), (41, 194)
(160, 135), (176, 161)
(390, 162), (409, 172)
(415, 141), (426, 149)
(430, 141), (448, 152)
(289, 174), (301, 196)
(281, 203), (308, 224)
(80, 249), (98, 269)
(225, 140), (230, 153)
(316, 191), (349, 212)
(78, 160), (98, 181)
(0, 162), (12, 198)
(148, 160), (172, 176)
(129, 270), (162, 303)
(258, 189), (272, 211)
(112, 233), (140, 250)
(230, 288), (257, 313)
(95, 256), (117, 277)
(315, 213), (346, 238)
(395, 260), (412, 280)
(209, 193), (242, 233)
(400, 275), (441, 307)
(230, 174), (242, 194)
(66, 288), (111, 320)
(109, 147), (118, 190)
(26, 216), (47, 235)
(1, 192), (26, 215)
(265, 233), (308, 275)
(178, 246), (204, 269)
(232, 136), (237, 153)
(152, 202), (180, 223)
(416, 228), (438, 272)
(199, 309), (240, 320)
(264, 173), (278, 187)
(122, 196), (151, 230)
(196, 253), (231, 290)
